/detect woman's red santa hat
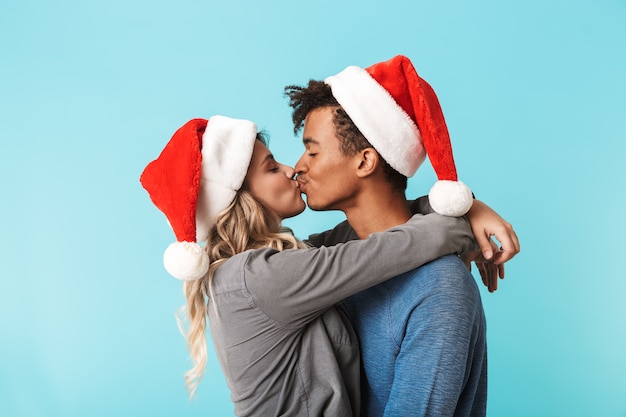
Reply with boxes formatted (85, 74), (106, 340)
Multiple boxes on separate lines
(140, 116), (257, 281)
(324, 54), (473, 216)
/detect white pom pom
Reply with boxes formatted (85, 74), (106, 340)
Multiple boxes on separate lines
(428, 180), (473, 217)
(163, 241), (209, 281)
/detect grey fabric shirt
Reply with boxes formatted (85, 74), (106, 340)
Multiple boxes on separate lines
(208, 212), (476, 417)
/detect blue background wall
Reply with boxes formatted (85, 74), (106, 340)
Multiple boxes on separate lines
(1, 0), (625, 416)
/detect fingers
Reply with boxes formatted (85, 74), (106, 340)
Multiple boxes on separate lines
(475, 257), (506, 292)
(475, 260), (499, 292)
(475, 261), (488, 287)
(466, 199), (521, 265)
(487, 262), (498, 292)
(474, 231), (494, 261)
(491, 223), (521, 264)
(490, 274), (498, 292)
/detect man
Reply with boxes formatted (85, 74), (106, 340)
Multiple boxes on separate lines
(285, 55), (520, 416)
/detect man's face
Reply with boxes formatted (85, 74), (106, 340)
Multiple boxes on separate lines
(294, 107), (360, 212)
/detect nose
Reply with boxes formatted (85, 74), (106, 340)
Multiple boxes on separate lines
(294, 155), (306, 175)
(283, 164), (296, 179)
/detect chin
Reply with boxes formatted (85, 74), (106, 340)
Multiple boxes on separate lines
(283, 209), (305, 220)
(282, 202), (306, 219)
(305, 200), (329, 212)
(304, 197), (318, 211)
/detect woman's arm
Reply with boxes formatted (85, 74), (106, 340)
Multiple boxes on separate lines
(244, 213), (477, 325)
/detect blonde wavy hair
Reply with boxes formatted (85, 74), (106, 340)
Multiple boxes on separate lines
(179, 152), (306, 398)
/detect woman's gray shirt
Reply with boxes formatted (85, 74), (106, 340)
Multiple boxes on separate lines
(207, 213), (476, 417)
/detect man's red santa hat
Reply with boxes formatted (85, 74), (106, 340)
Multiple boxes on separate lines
(140, 116), (257, 281)
(324, 54), (473, 216)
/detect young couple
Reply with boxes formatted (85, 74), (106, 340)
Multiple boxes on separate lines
(140, 55), (520, 417)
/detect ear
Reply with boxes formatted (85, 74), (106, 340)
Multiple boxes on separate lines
(355, 147), (381, 178)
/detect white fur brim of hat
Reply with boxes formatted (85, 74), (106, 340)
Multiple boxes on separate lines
(163, 115), (257, 281)
(196, 115), (257, 242)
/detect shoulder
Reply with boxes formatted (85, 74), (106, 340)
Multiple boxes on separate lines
(306, 220), (358, 247)
(212, 247), (286, 291)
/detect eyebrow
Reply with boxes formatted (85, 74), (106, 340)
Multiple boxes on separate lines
(302, 137), (319, 145)
(260, 153), (276, 166)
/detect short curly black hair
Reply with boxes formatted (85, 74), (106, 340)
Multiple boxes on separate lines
(284, 80), (407, 192)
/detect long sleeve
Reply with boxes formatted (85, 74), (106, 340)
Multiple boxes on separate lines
(242, 213), (477, 325)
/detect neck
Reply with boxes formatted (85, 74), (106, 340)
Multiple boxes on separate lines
(343, 189), (411, 239)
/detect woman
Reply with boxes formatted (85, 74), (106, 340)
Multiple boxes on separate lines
(140, 116), (478, 416)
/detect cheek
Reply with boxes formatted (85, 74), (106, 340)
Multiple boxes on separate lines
(276, 185), (305, 217)
(250, 179), (281, 209)
(273, 180), (297, 204)
(315, 156), (344, 179)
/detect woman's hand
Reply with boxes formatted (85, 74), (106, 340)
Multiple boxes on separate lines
(464, 199), (521, 291)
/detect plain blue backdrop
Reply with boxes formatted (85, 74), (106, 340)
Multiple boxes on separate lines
(1, 0), (625, 416)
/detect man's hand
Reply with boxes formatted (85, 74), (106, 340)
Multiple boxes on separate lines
(461, 238), (502, 292)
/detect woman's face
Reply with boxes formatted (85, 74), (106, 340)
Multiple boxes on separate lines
(244, 140), (306, 220)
